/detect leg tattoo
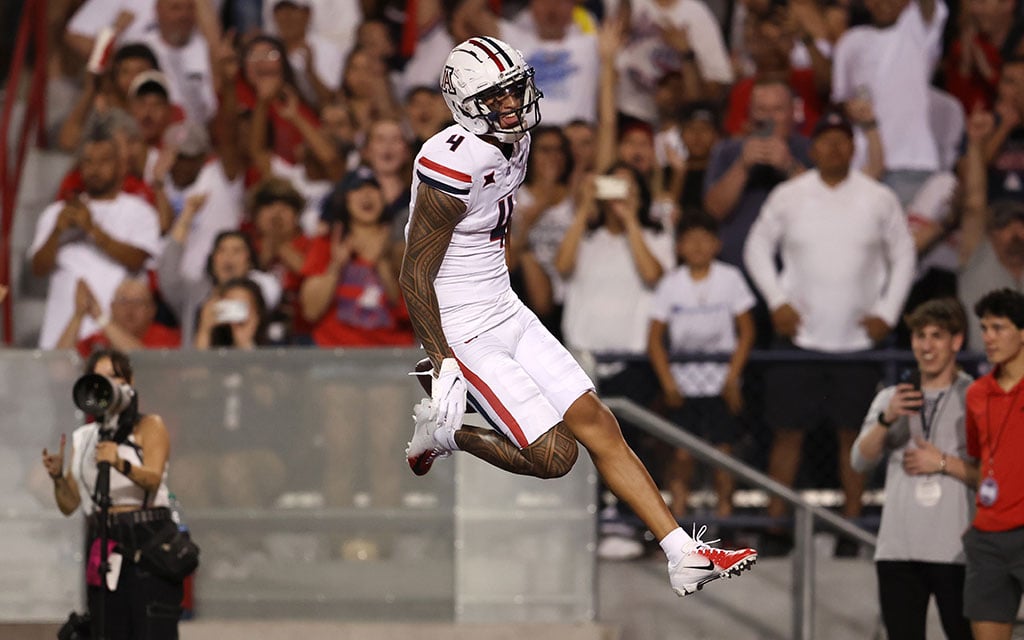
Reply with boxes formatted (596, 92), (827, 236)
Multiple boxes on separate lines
(454, 423), (578, 479)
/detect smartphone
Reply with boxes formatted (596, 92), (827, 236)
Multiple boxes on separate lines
(594, 175), (629, 200)
(753, 119), (775, 138)
(899, 368), (921, 391)
(215, 299), (250, 324)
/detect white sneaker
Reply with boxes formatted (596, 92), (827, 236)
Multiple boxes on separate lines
(669, 525), (758, 596)
(405, 399), (451, 476)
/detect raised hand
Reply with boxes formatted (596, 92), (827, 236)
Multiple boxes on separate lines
(42, 434), (66, 479)
(882, 382), (923, 425)
(74, 279), (101, 319)
(598, 11), (627, 62)
(965, 106), (996, 144)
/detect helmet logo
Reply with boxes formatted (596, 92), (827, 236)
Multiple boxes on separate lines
(441, 66), (456, 95)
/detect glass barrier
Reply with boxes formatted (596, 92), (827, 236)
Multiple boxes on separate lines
(0, 348), (597, 623)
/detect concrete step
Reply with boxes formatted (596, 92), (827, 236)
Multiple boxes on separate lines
(0, 622), (619, 640)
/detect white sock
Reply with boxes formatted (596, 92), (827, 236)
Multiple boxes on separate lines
(660, 527), (694, 566)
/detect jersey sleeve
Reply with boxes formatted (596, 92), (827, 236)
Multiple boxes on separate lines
(414, 134), (476, 205)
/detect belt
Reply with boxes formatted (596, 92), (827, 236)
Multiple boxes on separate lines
(88, 507), (172, 530)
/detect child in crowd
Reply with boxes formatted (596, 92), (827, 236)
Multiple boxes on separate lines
(647, 211), (755, 519)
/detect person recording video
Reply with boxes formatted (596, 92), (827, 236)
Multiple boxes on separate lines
(41, 349), (185, 640)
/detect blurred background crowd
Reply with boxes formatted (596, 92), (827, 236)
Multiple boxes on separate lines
(1, 0), (1020, 556)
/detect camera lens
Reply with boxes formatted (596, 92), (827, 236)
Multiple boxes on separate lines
(72, 374), (116, 417)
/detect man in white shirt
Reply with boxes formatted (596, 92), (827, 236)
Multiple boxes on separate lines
(831, 0), (947, 205)
(30, 127), (161, 348)
(140, 0), (217, 125)
(269, 0), (344, 107)
(502, 0), (601, 126)
(744, 110), (916, 551)
(64, 0), (158, 61)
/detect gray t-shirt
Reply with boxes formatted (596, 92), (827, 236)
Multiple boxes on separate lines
(852, 372), (976, 564)
(959, 239), (1024, 352)
(703, 135), (811, 269)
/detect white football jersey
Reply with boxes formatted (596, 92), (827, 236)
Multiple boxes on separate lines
(406, 124), (531, 343)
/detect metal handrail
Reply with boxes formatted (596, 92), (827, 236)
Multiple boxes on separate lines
(0, 0), (48, 346)
(604, 397), (877, 640)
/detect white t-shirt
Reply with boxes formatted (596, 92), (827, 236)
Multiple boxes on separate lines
(617, 0), (734, 123)
(270, 155), (333, 237)
(67, 0), (157, 46)
(649, 261), (756, 396)
(407, 124), (531, 344)
(139, 30), (217, 125)
(502, 20), (600, 126)
(519, 188), (575, 304)
(288, 33), (344, 102)
(832, 1), (948, 171)
(395, 23), (454, 100)
(743, 170), (916, 352)
(562, 225), (675, 355)
(261, 0), (360, 55)
(160, 160), (243, 282)
(30, 194), (162, 348)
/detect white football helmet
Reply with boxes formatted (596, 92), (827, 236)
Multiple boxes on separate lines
(440, 37), (543, 143)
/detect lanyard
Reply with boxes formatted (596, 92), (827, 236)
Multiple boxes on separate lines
(984, 383), (1023, 475)
(920, 390), (947, 441)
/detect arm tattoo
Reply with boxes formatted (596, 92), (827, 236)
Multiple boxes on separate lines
(400, 184), (467, 368)
(455, 423), (578, 479)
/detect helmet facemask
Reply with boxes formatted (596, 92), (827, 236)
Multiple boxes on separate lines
(466, 69), (542, 143)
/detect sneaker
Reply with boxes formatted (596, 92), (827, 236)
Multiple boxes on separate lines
(405, 399), (451, 476)
(669, 525), (758, 596)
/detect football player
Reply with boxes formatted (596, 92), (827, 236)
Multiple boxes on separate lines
(400, 36), (757, 596)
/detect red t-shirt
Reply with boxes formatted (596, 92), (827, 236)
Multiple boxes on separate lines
(251, 233), (316, 337)
(76, 323), (182, 358)
(56, 173), (157, 206)
(235, 77), (320, 165)
(300, 237), (415, 347)
(966, 370), (1024, 531)
(943, 36), (1001, 113)
(724, 70), (823, 138)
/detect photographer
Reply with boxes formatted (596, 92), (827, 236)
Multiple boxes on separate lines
(42, 349), (183, 639)
(851, 298), (975, 640)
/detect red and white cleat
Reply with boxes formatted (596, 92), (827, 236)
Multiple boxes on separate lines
(669, 525), (758, 596)
(405, 399), (451, 476)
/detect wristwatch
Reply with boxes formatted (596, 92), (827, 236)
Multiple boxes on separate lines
(877, 411), (894, 428)
(120, 459), (132, 477)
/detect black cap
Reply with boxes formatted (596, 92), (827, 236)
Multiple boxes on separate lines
(989, 199), (1024, 229)
(679, 101), (719, 129)
(343, 167), (381, 192)
(811, 110), (854, 140)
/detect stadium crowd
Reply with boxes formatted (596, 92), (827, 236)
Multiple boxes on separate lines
(8, 0), (1024, 579)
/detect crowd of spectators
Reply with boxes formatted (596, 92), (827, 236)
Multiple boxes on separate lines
(9, 0), (1024, 553)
